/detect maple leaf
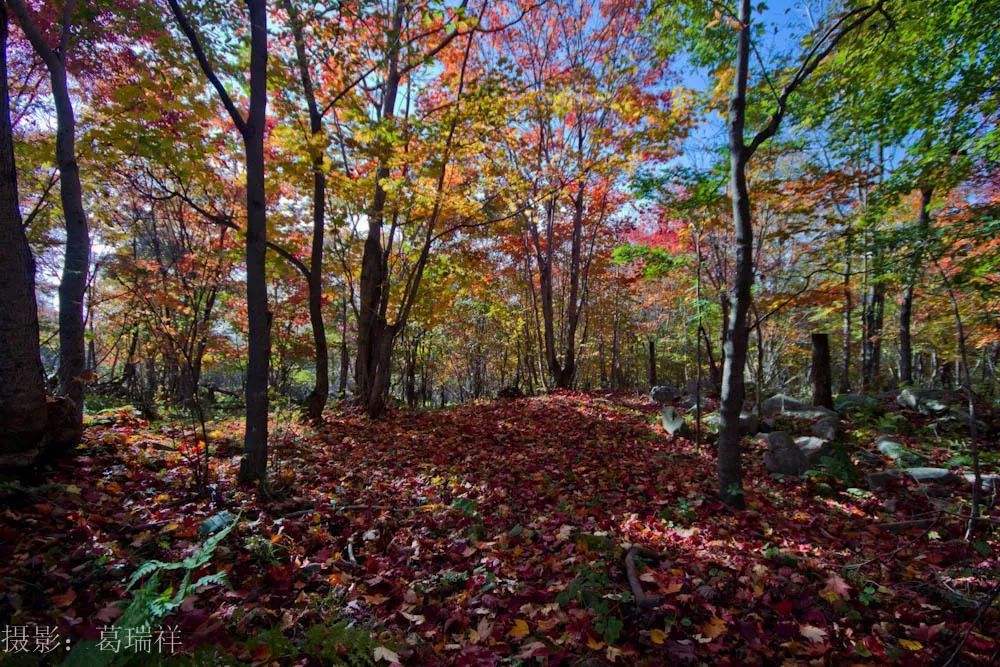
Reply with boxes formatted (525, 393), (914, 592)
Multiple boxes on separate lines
(508, 619), (530, 639)
(821, 573), (852, 602)
(800, 625), (827, 643)
(373, 646), (399, 663)
(898, 639), (923, 651)
(700, 616), (725, 640)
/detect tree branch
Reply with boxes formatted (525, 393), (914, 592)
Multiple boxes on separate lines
(164, 0), (248, 136)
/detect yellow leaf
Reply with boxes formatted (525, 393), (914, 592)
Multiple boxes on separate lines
(650, 629), (666, 645)
(587, 637), (604, 650)
(508, 619), (530, 639)
(701, 616), (725, 639)
(899, 639), (923, 651)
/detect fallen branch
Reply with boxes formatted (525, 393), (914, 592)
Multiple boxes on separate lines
(625, 546), (666, 610)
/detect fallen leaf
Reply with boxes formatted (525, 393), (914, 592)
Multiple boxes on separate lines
(508, 619), (530, 639)
(800, 624), (827, 643)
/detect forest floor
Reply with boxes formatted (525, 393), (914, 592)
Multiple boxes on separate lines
(1, 391), (998, 665)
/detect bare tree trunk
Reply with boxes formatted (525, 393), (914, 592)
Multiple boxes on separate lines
(898, 187), (932, 386)
(862, 278), (884, 391)
(338, 295), (349, 399)
(840, 254), (852, 392)
(938, 265), (981, 539)
(811, 333), (833, 409)
(8, 0), (90, 445)
(0, 4), (47, 466)
(648, 338), (657, 388)
(167, 0), (272, 483)
(355, 3), (404, 418)
(284, 0), (328, 421)
(716, 0), (755, 508)
(239, 0), (271, 483)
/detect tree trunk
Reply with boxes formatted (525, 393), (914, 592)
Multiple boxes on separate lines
(862, 279), (883, 390)
(810, 333), (833, 409)
(0, 4), (47, 466)
(7, 0), (92, 445)
(284, 0), (328, 421)
(338, 295), (349, 398)
(238, 0), (270, 484)
(898, 187), (932, 386)
(840, 254), (852, 392)
(648, 338), (657, 387)
(716, 0), (755, 509)
(355, 3), (403, 418)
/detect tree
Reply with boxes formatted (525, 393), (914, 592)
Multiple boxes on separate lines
(0, 2), (46, 466)
(657, 0), (887, 506)
(8, 0), (92, 445)
(166, 0), (271, 483)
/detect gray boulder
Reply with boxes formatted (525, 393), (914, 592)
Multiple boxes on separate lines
(761, 394), (809, 417)
(702, 411), (758, 435)
(762, 431), (809, 476)
(650, 385), (679, 404)
(811, 416), (840, 441)
(867, 469), (903, 490)
(660, 406), (690, 437)
(903, 467), (956, 485)
(962, 472), (1000, 492)
(834, 393), (883, 415)
(795, 436), (831, 464)
(897, 388), (951, 415)
(875, 436), (928, 467)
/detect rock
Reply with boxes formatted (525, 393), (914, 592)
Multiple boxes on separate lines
(198, 510), (237, 539)
(811, 416), (840, 441)
(897, 388), (951, 415)
(660, 406), (690, 437)
(903, 467), (956, 484)
(867, 469), (903, 490)
(650, 385), (679, 404)
(701, 411), (757, 435)
(834, 393), (884, 415)
(762, 431), (809, 476)
(962, 472), (1000, 491)
(934, 407), (988, 433)
(795, 436), (831, 464)
(793, 407), (840, 421)
(876, 436), (928, 467)
(761, 394), (809, 417)
(740, 412), (760, 435)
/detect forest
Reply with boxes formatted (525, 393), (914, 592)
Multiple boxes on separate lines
(0, 0), (998, 664)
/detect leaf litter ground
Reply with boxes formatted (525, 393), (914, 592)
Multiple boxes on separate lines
(1, 391), (997, 665)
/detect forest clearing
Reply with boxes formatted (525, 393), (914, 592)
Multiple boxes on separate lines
(0, 0), (997, 664)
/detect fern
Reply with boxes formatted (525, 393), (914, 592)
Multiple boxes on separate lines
(62, 513), (240, 667)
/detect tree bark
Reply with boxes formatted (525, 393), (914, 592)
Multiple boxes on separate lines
(840, 253), (852, 392)
(238, 0), (271, 483)
(811, 333), (833, 409)
(355, 2), (404, 418)
(648, 338), (657, 387)
(0, 4), (47, 466)
(284, 0), (328, 421)
(167, 0), (272, 482)
(898, 187), (932, 386)
(716, 0), (754, 509)
(862, 278), (884, 390)
(8, 0), (89, 445)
